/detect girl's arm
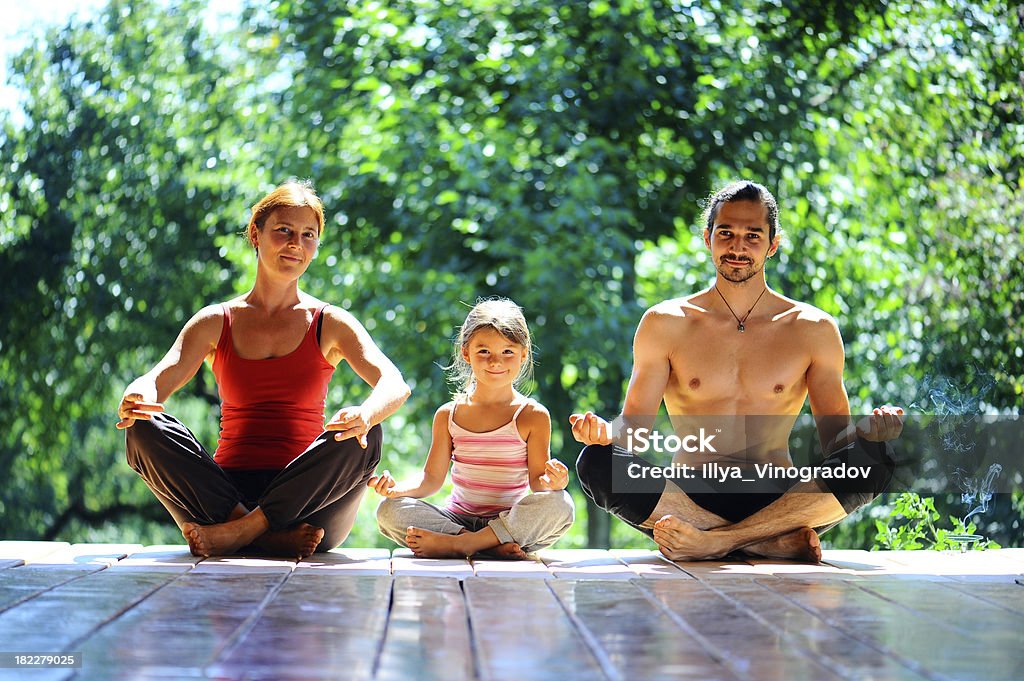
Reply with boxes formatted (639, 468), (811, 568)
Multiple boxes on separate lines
(522, 402), (569, 492)
(116, 305), (223, 429)
(368, 404), (454, 499)
(321, 305), (412, 446)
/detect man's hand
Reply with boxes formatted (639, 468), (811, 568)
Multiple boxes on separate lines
(116, 393), (164, 430)
(326, 405), (372, 448)
(856, 405), (904, 442)
(367, 470), (398, 497)
(537, 459), (570, 491)
(569, 412), (613, 446)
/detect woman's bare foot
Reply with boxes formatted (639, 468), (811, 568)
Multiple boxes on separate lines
(254, 524), (325, 559)
(479, 542), (529, 560)
(741, 527), (821, 563)
(182, 522), (250, 557)
(181, 508), (270, 557)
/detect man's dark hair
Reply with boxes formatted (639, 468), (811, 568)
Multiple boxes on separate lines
(702, 181), (779, 243)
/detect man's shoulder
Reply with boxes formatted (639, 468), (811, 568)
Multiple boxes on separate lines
(642, 292), (709, 325)
(775, 295), (842, 341)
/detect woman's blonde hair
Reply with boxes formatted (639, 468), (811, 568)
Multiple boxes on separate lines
(248, 179), (325, 246)
(448, 297), (534, 395)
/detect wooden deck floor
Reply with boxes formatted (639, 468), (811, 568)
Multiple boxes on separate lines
(0, 542), (1020, 680)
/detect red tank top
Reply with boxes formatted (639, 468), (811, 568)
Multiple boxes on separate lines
(212, 304), (335, 470)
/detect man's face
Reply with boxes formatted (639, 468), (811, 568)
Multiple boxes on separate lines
(704, 200), (779, 283)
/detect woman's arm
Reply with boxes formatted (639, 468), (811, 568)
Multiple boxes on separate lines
(116, 305), (223, 428)
(368, 404), (453, 498)
(322, 306), (412, 446)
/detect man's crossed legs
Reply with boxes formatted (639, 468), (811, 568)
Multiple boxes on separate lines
(576, 438), (894, 562)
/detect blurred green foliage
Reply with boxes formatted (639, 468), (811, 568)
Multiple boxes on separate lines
(1, 0), (1020, 550)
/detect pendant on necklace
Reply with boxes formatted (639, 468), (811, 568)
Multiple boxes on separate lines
(738, 323), (745, 333)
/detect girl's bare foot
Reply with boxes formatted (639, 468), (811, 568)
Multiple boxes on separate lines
(741, 527), (821, 563)
(406, 527), (469, 558)
(254, 524), (325, 559)
(479, 542), (529, 560)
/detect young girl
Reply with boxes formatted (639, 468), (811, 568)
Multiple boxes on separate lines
(370, 298), (574, 559)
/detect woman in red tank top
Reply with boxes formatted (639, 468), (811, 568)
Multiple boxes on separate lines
(117, 180), (411, 558)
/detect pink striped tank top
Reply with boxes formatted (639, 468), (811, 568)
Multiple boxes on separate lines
(446, 401), (531, 517)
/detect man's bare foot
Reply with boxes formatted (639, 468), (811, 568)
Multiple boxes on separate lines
(405, 527), (469, 558)
(653, 515), (730, 561)
(254, 524), (326, 559)
(478, 542), (529, 560)
(182, 522), (251, 557)
(741, 527), (821, 564)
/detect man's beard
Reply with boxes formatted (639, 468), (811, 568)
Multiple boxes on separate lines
(716, 260), (762, 283)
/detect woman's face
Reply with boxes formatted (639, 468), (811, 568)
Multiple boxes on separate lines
(251, 205), (320, 277)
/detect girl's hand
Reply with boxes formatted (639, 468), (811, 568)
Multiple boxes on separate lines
(326, 405), (372, 448)
(569, 412), (613, 446)
(539, 459), (569, 491)
(116, 393), (164, 430)
(367, 470), (398, 497)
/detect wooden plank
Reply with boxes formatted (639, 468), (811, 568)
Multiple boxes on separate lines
(881, 549), (1023, 579)
(295, 547), (392, 574)
(854, 578), (1024, 643)
(538, 549), (636, 580)
(821, 549), (912, 574)
(72, 571), (287, 678)
(209, 574), (392, 680)
(547, 579), (741, 681)
(0, 565), (103, 614)
(666, 558), (761, 581)
(942, 580), (1024, 615)
(470, 556), (552, 578)
(735, 558), (855, 579)
(30, 543), (143, 567)
(110, 545), (199, 572)
(190, 556), (296, 574)
(463, 577), (607, 680)
(608, 549), (694, 579)
(763, 577), (1022, 681)
(375, 575), (474, 681)
(0, 569), (181, 673)
(0, 541), (71, 563)
(637, 579), (848, 681)
(389, 548), (474, 578)
(705, 579), (929, 681)
(0, 559), (24, 570)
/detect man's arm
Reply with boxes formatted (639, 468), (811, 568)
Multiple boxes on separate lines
(805, 316), (854, 455)
(322, 306), (411, 446)
(571, 306), (674, 446)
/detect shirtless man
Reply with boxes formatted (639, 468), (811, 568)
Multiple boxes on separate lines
(570, 180), (903, 562)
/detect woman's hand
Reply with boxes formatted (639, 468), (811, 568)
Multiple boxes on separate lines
(538, 459), (570, 491)
(116, 393), (164, 430)
(326, 405), (372, 448)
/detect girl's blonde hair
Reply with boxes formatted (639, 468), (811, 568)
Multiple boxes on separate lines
(448, 297), (534, 395)
(248, 179), (325, 245)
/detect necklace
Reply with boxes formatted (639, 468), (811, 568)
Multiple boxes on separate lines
(715, 286), (768, 332)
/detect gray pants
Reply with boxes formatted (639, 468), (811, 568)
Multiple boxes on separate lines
(376, 491), (575, 554)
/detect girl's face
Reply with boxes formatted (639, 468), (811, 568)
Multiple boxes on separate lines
(462, 327), (527, 388)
